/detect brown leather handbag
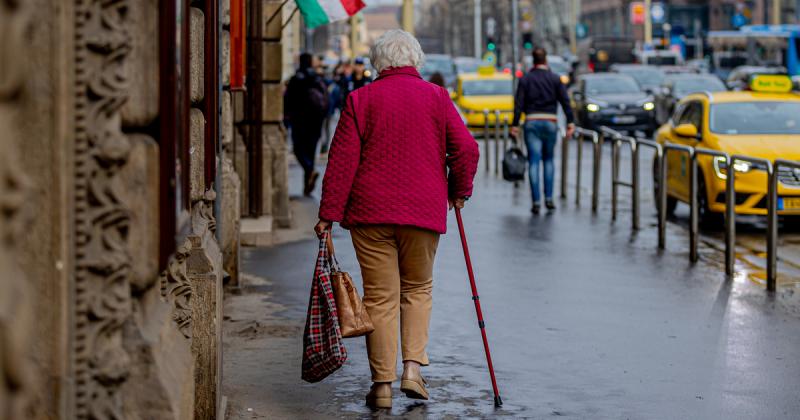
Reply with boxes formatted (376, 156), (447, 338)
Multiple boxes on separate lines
(327, 235), (374, 338)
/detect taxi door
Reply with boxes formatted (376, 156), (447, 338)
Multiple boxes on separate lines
(665, 100), (704, 202)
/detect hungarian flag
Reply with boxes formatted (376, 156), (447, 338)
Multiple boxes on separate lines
(296, 0), (366, 29)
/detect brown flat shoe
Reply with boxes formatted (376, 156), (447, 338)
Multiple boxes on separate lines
(366, 383), (392, 409)
(400, 371), (429, 400)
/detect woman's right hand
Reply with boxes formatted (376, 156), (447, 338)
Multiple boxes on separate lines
(448, 198), (466, 210)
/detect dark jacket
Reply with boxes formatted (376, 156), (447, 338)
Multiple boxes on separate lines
(285, 67), (328, 124)
(512, 67), (574, 126)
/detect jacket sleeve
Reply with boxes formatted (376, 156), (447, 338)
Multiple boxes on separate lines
(319, 95), (361, 222)
(556, 76), (575, 124)
(512, 76), (526, 127)
(444, 91), (480, 198)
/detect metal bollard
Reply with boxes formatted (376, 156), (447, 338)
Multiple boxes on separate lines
(483, 109), (490, 172)
(494, 110), (501, 176)
(503, 116), (510, 157)
(593, 131), (603, 213)
(561, 130), (570, 199)
(631, 139), (640, 230)
(690, 149), (731, 264)
(662, 143), (694, 261)
(729, 155), (773, 288)
(635, 138), (665, 248)
(725, 155), (735, 276)
(769, 159), (800, 290)
(575, 131), (583, 205)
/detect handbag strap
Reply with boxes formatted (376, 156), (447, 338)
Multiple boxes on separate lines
(323, 230), (341, 272)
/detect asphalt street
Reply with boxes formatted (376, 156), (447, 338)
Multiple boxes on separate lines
(223, 139), (800, 419)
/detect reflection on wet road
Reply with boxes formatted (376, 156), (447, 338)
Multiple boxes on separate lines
(223, 145), (800, 419)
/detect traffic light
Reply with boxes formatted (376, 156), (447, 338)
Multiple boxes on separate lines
(487, 36), (496, 52)
(522, 32), (533, 50)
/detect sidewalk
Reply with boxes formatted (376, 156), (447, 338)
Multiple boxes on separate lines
(223, 157), (800, 419)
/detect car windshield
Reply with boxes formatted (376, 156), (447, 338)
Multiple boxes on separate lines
(585, 76), (641, 94)
(422, 58), (455, 76)
(710, 102), (800, 134)
(462, 79), (512, 96)
(455, 59), (482, 73)
(673, 77), (726, 95)
(645, 55), (678, 65)
(617, 68), (664, 87)
(549, 61), (570, 75)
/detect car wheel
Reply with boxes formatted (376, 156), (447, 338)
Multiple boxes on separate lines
(653, 159), (677, 216)
(697, 171), (723, 229)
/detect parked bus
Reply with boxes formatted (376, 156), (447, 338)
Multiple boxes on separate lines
(708, 25), (800, 78)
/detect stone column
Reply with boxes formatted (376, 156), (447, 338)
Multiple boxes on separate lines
(220, 0), (242, 286)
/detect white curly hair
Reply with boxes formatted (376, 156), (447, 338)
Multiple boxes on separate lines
(369, 29), (425, 73)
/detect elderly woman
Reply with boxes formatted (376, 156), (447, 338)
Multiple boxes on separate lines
(314, 30), (479, 409)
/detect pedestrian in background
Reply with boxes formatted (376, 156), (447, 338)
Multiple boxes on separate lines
(285, 52), (329, 196)
(314, 29), (479, 409)
(428, 71), (446, 88)
(511, 47), (575, 214)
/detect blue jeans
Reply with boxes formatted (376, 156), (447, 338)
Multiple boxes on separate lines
(523, 120), (558, 204)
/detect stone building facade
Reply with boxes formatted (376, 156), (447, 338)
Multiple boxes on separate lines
(0, 0), (289, 418)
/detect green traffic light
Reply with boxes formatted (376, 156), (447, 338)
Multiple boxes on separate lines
(487, 43), (496, 51)
(524, 42), (532, 49)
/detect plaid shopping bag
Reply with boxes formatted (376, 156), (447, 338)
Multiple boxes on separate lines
(301, 231), (347, 382)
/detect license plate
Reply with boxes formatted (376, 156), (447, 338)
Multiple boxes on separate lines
(779, 197), (800, 210)
(612, 115), (636, 124)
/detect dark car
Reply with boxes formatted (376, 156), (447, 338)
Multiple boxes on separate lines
(609, 64), (666, 94)
(572, 73), (657, 135)
(655, 74), (727, 124)
(726, 65), (787, 90)
(587, 36), (636, 73)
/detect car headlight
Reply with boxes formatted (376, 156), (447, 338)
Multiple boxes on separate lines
(713, 156), (754, 179)
(642, 102), (655, 111)
(586, 103), (601, 112)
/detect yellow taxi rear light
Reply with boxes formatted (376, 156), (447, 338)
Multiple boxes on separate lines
(749, 74), (793, 93)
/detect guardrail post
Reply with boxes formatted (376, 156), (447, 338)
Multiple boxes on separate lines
(575, 131), (583, 206)
(483, 109), (490, 172)
(494, 110), (501, 176)
(593, 131), (602, 213)
(561, 129), (569, 199)
(611, 136), (619, 221)
(503, 116), (509, 158)
(767, 163), (778, 291)
(631, 140), (640, 230)
(725, 156), (735, 276)
(657, 147), (667, 249)
(689, 154), (699, 263)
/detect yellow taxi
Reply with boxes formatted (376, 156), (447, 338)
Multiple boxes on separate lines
(453, 67), (514, 130)
(655, 74), (800, 224)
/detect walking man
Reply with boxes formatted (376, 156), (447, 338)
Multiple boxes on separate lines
(285, 53), (329, 196)
(511, 48), (575, 214)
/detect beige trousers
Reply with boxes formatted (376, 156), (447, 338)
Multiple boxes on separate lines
(350, 225), (440, 382)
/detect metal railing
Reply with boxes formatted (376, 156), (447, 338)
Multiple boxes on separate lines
(560, 127), (601, 210)
(481, 109), (511, 175)
(485, 119), (797, 291)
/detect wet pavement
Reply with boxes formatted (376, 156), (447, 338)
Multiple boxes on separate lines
(223, 140), (800, 419)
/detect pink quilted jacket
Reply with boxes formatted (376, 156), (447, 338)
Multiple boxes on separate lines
(319, 66), (479, 234)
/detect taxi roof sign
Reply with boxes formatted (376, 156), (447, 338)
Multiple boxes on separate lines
(749, 74), (793, 93)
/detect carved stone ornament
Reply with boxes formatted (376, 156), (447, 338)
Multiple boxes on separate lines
(161, 239), (193, 338)
(72, 0), (135, 418)
(1, 0), (35, 419)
